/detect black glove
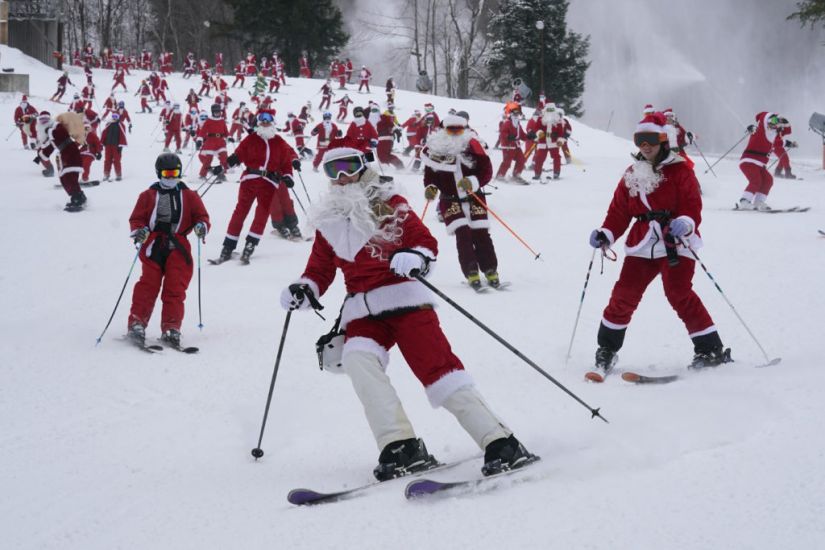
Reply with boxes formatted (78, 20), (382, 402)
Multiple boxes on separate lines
(589, 229), (609, 249)
(227, 136), (235, 143)
(128, 124), (133, 133)
(291, 158), (302, 171)
(527, 131), (537, 140)
(132, 226), (150, 244)
(784, 139), (797, 149)
(336, 129), (343, 137)
(686, 131), (694, 144)
(95, 152), (102, 160)
(211, 165), (224, 176)
(282, 174), (294, 188)
(746, 124), (755, 134)
(189, 129), (196, 137)
(226, 153), (240, 167)
(33, 156), (41, 165)
(196, 139), (203, 149)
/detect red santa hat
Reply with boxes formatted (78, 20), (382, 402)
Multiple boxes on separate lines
(642, 104), (655, 115)
(322, 135), (369, 165)
(424, 102), (434, 111)
(21, 95), (28, 102)
(662, 107), (675, 118)
(635, 113), (668, 142)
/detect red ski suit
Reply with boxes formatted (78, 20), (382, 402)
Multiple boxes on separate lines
(196, 117), (229, 177)
(310, 121), (340, 168)
(225, 132), (296, 245)
(128, 183), (211, 332)
(739, 112), (778, 199)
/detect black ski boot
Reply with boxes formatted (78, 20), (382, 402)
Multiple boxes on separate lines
(373, 438), (438, 481)
(288, 224), (302, 240)
(65, 191), (87, 212)
(42, 165), (55, 177)
(128, 323), (146, 346)
(161, 329), (182, 348)
(689, 347), (732, 369)
(273, 224), (291, 239)
(594, 346), (618, 372)
(481, 434), (537, 476)
(240, 241), (256, 264)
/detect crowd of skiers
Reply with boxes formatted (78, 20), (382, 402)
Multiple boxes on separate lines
(9, 46), (803, 483)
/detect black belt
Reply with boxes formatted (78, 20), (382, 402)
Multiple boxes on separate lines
(207, 133), (225, 138)
(247, 168), (280, 180)
(56, 138), (73, 152)
(743, 149), (769, 159)
(635, 209), (672, 222)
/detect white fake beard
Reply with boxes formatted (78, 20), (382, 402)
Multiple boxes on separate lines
(255, 124), (277, 140)
(624, 159), (663, 198)
(308, 179), (407, 261)
(542, 112), (560, 126)
(425, 129), (475, 168)
(353, 116), (366, 126)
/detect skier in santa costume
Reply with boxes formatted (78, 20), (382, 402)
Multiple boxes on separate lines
(51, 71), (73, 102)
(334, 94), (353, 121)
(772, 117), (797, 179)
(163, 103), (183, 153)
(310, 111), (340, 171)
(588, 113), (731, 373)
(100, 112), (128, 181)
(422, 114), (501, 289)
(195, 104), (230, 181)
(737, 112), (782, 211)
(280, 137), (535, 479)
(14, 95), (38, 149)
(211, 110), (299, 263)
(37, 111), (87, 211)
(127, 153), (211, 349)
(495, 102), (529, 183)
(80, 121), (102, 183)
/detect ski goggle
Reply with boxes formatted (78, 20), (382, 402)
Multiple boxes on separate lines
(323, 155), (365, 180)
(444, 126), (465, 135)
(111, 113), (121, 121)
(633, 132), (662, 147)
(257, 112), (274, 124)
(159, 168), (181, 178)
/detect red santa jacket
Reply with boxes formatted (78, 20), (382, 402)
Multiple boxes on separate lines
(232, 132), (296, 186)
(310, 121), (339, 148)
(498, 117), (527, 150)
(401, 116), (420, 139)
(525, 116), (544, 149)
(14, 103), (38, 127)
(346, 119), (378, 150)
(740, 112), (778, 168)
(81, 130), (102, 158)
(375, 113), (398, 140)
(297, 186), (438, 328)
(423, 137), (492, 195)
(165, 112), (182, 133)
(101, 120), (128, 147)
(598, 155), (703, 260)
(196, 117), (229, 154)
(41, 122), (83, 173)
(129, 182), (211, 264)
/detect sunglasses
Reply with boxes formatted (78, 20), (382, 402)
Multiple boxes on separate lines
(444, 126), (465, 135)
(323, 156), (365, 180)
(258, 112), (274, 123)
(634, 132), (662, 147)
(159, 168), (181, 178)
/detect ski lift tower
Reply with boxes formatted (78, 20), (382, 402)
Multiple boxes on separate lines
(808, 112), (825, 170)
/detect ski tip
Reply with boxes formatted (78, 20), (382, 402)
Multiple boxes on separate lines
(620, 372), (641, 383)
(757, 357), (782, 368)
(584, 371), (605, 383)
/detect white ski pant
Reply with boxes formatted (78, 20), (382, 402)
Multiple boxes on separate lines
(343, 350), (511, 451)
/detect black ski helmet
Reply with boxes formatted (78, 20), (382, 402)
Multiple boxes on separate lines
(155, 152), (182, 178)
(211, 103), (222, 116)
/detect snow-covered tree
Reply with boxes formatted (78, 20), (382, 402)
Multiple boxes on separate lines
(485, 0), (589, 115)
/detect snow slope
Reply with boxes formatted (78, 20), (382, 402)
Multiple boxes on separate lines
(1, 45), (824, 550)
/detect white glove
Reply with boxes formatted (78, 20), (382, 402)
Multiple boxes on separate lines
(280, 284), (313, 311)
(390, 251), (427, 278)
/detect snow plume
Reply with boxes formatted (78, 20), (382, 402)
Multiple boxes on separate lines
(623, 159), (663, 198)
(567, 0), (825, 156)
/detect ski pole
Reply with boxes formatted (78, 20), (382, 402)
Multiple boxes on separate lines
(251, 310), (293, 459)
(95, 245), (142, 345)
(420, 199), (431, 220)
(150, 117), (162, 137)
(768, 150), (789, 170)
(564, 248), (598, 365)
(5, 126), (18, 141)
(296, 170), (312, 205)
(678, 238), (779, 367)
(411, 272), (607, 422)
(198, 174), (220, 198)
(704, 131), (749, 174)
(468, 191), (542, 260)
(692, 138), (716, 178)
(197, 237), (204, 330)
(290, 187), (307, 215)
(183, 145), (199, 176)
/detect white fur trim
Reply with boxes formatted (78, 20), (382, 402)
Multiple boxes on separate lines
(688, 325), (717, 338)
(342, 336), (391, 369)
(739, 157), (767, 167)
(322, 146), (363, 165)
(59, 166), (83, 176)
(425, 369), (474, 408)
(444, 215), (469, 235)
(340, 280), (437, 329)
(635, 122), (664, 134)
(601, 317), (629, 330)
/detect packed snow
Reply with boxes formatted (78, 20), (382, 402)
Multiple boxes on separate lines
(1, 44), (823, 549)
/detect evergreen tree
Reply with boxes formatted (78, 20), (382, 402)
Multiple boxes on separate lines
(485, 0), (589, 116)
(788, 0), (825, 28)
(225, 0), (348, 76)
